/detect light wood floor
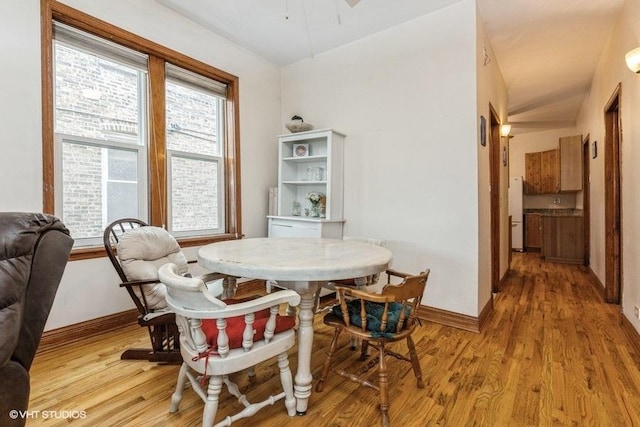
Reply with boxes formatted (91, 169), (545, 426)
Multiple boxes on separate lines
(29, 253), (640, 426)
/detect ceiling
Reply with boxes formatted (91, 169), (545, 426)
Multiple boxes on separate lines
(155, 0), (625, 135)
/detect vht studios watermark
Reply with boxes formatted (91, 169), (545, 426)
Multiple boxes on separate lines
(8, 409), (87, 420)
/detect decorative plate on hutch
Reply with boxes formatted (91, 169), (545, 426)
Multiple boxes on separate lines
(293, 143), (309, 158)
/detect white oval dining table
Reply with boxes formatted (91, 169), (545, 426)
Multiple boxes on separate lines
(198, 237), (393, 415)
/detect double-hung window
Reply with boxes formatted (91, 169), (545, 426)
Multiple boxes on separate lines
(165, 65), (226, 237)
(43, 2), (240, 256)
(53, 24), (149, 246)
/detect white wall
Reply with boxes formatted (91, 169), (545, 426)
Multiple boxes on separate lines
(282, 0), (483, 316)
(0, 0), (282, 330)
(0, 0), (44, 212)
(575, 0), (640, 332)
(475, 6), (509, 313)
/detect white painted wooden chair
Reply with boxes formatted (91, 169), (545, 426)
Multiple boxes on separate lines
(158, 263), (300, 427)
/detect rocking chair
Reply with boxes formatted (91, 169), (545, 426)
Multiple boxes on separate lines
(103, 218), (234, 363)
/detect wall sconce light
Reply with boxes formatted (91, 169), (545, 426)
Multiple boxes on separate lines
(625, 47), (640, 73)
(500, 124), (512, 138)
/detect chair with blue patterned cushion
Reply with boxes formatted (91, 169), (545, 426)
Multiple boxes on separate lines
(315, 268), (430, 427)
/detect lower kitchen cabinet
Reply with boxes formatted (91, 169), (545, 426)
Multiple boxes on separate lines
(525, 213), (542, 251)
(542, 216), (584, 264)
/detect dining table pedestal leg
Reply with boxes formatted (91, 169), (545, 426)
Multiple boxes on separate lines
(281, 281), (321, 415)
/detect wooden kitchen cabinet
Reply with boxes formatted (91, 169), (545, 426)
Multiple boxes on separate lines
(559, 135), (582, 191)
(525, 149), (559, 194)
(524, 135), (582, 194)
(542, 216), (584, 264)
(525, 213), (542, 250)
(524, 152), (542, 194)
(540, 149), (560, 193)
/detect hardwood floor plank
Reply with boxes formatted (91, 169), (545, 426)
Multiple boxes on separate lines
(28, 252), (640, 426)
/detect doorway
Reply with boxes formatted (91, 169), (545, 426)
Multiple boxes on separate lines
(604, 84), (622, 304)
(489, 105), (501, 293)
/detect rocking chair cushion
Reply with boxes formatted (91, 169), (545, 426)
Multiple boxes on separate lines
(331, 300), (411, 338)
(200, 308), (296, 351)
(117, 226), (188, 310)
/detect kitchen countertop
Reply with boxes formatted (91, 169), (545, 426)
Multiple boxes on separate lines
(525, 208), (583, 217)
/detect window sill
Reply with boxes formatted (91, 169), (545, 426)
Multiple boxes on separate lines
(69, 232), (242, 261)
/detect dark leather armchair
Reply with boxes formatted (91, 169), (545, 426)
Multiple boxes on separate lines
(0, 213), (73, 427)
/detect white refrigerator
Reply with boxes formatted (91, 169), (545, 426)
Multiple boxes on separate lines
(509, 176), (524, 251)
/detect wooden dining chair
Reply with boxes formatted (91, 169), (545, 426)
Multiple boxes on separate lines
(315, 268), (430, 427)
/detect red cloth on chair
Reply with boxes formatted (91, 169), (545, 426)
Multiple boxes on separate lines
(200, 300), (295, 350)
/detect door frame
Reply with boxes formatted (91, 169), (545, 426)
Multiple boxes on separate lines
(582, 134), (590, 266)
(604, 84), (622, 304)
(489, 104), (501, 293)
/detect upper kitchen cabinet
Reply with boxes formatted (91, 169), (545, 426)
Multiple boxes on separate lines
(524, 152), (542, 194)
(540, 149), (560, 193)
(525, 149), (558, 194)
(559, 135), (583, 192)
(524, 135), (582, 194)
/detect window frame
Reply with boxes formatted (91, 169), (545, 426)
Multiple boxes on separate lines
(41, 0), (242, 260)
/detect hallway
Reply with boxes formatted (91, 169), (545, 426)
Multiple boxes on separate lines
(486, 252), (640, 425)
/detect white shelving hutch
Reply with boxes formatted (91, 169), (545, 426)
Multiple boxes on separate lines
(267, 129), (345, 238)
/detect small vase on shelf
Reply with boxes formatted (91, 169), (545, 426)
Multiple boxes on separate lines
(306, 191), (325, 219)
(292, 201), (301, 216)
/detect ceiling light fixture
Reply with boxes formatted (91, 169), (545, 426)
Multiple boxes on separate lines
(625, 47), (640, 73)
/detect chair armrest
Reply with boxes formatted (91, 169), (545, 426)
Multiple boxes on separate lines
(141, 310), (174, 322)
(385, 269), (410, 279)
(334, 285), (390, 304)
(119, 279), (161, 288)
(194, 272), (232, 283)
(196, 290), (301, 319)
